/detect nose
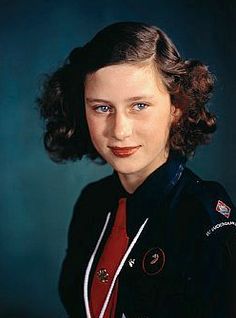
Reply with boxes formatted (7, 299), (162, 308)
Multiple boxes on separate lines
(110, 112), (132, 141)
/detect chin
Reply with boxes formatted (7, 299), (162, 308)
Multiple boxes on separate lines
(107, 160), (143, 175)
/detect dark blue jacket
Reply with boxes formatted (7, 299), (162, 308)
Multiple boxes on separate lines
(59, 154), (236, 317)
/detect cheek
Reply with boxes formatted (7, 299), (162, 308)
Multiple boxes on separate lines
(143, 113), (172, 137)
(88, 124), (99, 141)
(85, 115), (96, 140)
(86, 117), (105, 146)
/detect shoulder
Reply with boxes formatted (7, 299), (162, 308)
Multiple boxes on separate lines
(78, 174), (115, 199)
(179, 167), (236, 238)
(71, 173), (120, 222)
(67, 174), (117, 237)
(73, 173), (116, 209)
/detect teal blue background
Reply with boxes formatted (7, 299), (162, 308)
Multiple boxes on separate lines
(1, 0), (235, 316)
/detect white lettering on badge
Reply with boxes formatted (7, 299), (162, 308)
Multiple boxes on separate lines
(205, 221), (236, 237)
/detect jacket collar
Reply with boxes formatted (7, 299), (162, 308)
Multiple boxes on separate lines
(112, 152), (186, 237)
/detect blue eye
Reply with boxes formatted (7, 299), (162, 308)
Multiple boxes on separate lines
(95, 105), (112, 113)
(133, 103), (148, 111)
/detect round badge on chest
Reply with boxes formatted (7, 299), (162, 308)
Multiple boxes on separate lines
(142, 247), (165, 276)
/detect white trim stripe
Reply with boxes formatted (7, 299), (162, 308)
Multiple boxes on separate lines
(83, 212), (149, 318)
(99, 218), (149, 318)
(83, 212), (111, 318)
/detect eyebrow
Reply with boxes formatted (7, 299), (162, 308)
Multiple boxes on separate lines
(85, 95), (155, 103)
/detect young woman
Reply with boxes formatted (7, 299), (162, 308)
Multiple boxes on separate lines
(38, 22), (236, 318)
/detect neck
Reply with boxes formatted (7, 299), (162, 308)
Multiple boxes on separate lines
(117, 155), (169, 194)
(118, 172), (148, 194)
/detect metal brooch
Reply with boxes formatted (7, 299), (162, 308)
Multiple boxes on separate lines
(97, 268), (109, 283)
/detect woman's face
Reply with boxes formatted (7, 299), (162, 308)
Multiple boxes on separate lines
(84, 62), (178, 181)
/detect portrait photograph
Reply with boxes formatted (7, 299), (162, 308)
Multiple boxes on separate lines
(1, 0), (236, 317)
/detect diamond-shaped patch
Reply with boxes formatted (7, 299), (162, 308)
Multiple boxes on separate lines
(216, 200), (231, 219)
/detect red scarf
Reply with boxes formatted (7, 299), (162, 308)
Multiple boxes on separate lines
(90, 198), (129, 317)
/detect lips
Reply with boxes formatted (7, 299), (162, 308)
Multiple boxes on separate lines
(108, 146), (141, 157)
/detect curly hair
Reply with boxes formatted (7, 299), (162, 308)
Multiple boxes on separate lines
(37, 21), (216, 163)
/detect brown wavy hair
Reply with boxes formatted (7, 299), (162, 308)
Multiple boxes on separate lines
(37, 21), (216, 163)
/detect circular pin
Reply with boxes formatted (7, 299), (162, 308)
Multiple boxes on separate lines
(97, 268), (109, 283)
(142, 247), (165, 276)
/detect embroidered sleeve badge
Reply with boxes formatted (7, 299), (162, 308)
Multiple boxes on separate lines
(216, 200), (231, 218)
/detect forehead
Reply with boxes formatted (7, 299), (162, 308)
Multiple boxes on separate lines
(84, 62), (167, 98)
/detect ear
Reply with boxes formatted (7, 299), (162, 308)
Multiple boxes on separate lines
(170, 105), (182, 123)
